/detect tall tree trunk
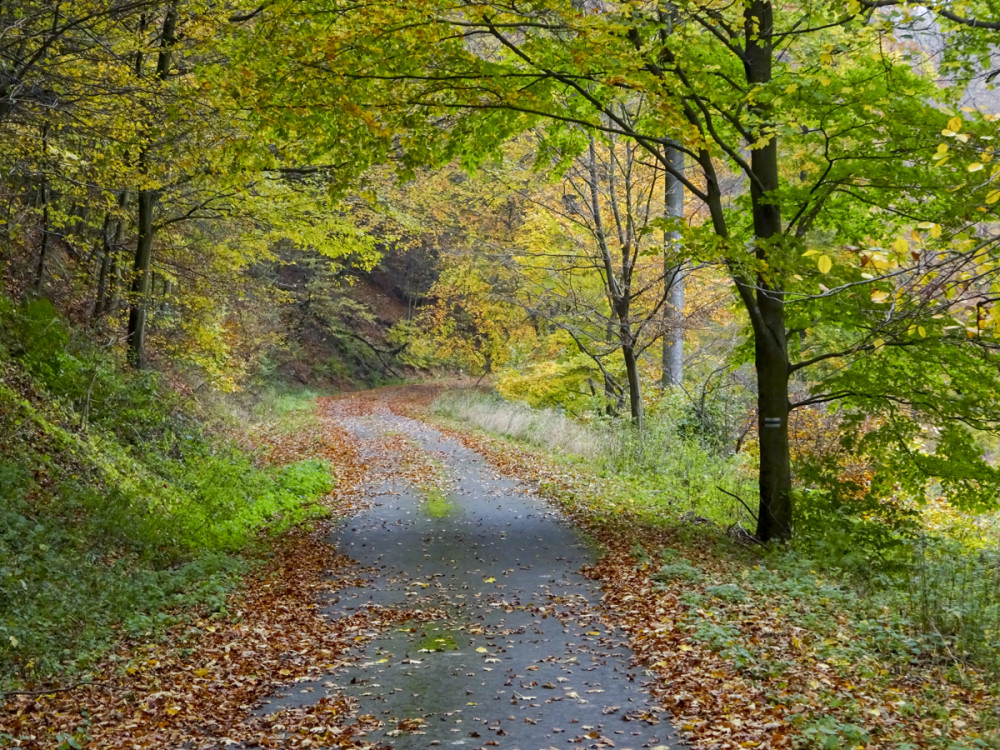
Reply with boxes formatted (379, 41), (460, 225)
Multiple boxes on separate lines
(126, 5), (177, 367)
(745, 0), (792, 541)
(94, 189), (128, 321)
(662, 144), (685, 388)
(754, 303), (791, 541)
(93, 213), (112, 321)
(587, 136), (643, 426)
(33, 124), (51, 293)
(107, 196), (125, 310)
(127, 187), (154, 366)
(33, 182), (49, 294)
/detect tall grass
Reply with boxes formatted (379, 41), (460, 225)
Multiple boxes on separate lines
(431, 389), (758, 527)
(432, 390), (606, 458)
(904, 537), (1000, 679)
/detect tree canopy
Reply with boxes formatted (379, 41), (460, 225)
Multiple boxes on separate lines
(4, 0), (1000, 541)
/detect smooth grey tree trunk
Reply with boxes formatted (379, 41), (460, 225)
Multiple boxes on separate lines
(662, 144), (685, 388)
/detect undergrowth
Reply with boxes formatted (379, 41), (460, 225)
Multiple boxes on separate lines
(0, 298), (333, 688)
(432, 389), (757, 529)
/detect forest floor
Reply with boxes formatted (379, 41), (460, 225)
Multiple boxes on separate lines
(1, 385), (995, 749)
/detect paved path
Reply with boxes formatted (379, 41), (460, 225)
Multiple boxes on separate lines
(260, 402), (679, 750)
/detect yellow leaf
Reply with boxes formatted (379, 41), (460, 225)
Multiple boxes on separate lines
(483, 576), (496, 583)
(893, 237), (909, 254)
(870, 290), (890, 303)
(987, 190), (1000, 204)
(948, 116), (963, 131)
(918, 326), (927, 337)
(817, 254), (832, 274)
(873, 338), (885, 349)
(969, 163), (985, 172)
(476, 647), (488, 653)
(930, 224), (942, 238)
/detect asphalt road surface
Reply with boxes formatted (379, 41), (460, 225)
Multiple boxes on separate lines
(260, 403), (679, 750)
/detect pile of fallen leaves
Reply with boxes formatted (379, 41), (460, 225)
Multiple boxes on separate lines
(1, 523), (375, 748)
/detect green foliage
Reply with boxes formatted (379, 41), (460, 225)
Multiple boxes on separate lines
(653, 562), (703, 585)
(797, 716), (871, 750)
(495, 348), (605, 416)
(705, 583), (747, 603)
(0, 298), (333, 687)
(792, 485), (922, 578)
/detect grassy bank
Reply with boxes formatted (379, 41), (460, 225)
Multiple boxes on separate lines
(0, 298), (333, 689)
(432, 389), (758, 528)
(430, 388), (1000, 748)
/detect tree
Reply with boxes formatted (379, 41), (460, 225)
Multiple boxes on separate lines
(127, 4), (179, 367)
(502, 132), (688, 427)
(662, 143), (686, 389)
(0, 0), (391, 391)
(234, 0), (1000, 540)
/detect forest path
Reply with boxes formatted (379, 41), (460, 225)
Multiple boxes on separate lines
(259, 387), (678, 750)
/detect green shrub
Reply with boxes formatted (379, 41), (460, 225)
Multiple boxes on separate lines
(903, 536), (1000, 678)
(0, 297), (335, 687)
(792, 486), (921, 579)
(705, 583), (747, 603)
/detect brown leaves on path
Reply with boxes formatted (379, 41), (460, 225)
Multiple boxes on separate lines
(1, 525), (375, 748)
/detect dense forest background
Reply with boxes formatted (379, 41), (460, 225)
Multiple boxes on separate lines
(2, 0), (1000, 746)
